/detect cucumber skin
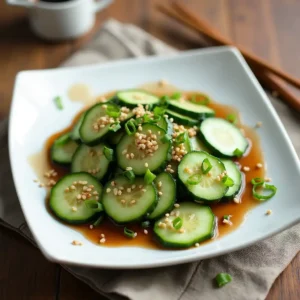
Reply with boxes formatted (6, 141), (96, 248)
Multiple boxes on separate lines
(154, 208), (216, 248)
(178, 151), (229, 203)
(49, 172), (103, 225)
(222, 172), (245, 201)
(166, 110), (199, 126)
(103, 180), (159, 225)
(198, 124), (249, 158)
(167, 101), (215, 120)
(116, 89), (160, 107)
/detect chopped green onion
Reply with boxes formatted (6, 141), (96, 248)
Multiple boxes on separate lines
(125, 119), (137, 135)
(103, 146), (114, 162)
(144, 169), (156, 184)
(161, 134), (172, 144)
(226, 113), (237, 124)
(223, 215), (230, 220)
(124, 227), (136, 238)
(201, 158), (212, 174)
(172, 217), (183, 230)
(106, 104), (120, 118)
(159, 95), (170, 105)
(143, 113), (161, 123)
(233, 148), (243, 157)
(251, 177), (265, 185)
(215, 273), (232, 287)
(109, 122), (121, 132)
(252, 182), (277, 201)
(153, 106), (166, 117)
(222, 175), (235, 187)
(54, 96), (63, 110)
(123, 170), (135, 183)
(170, 92), (182, 100)
(92, 214), (104, 227)
(174, 132), (187, 145)
(84, 200), (103, 212)
(135, 117), (144, 124)
(190, 93), (210, 105)
(187, 174), (202, 185)
(141, 221), (151, 228)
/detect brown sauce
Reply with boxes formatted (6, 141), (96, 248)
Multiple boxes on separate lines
(34, 83), (265, 249)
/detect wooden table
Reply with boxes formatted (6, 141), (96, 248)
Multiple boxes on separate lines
(1, 0), (299, 299)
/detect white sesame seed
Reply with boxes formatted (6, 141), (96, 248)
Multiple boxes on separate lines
(144, 229), (148, 235)
(82, 195), (87, 200)
(100, 238), (106, 244)
(77, 194), (82, 200)
(122, 149), (128, 155)
(89, 225), (94, 229)
(126, 167), (133, 171)
(127, 188), (131, 193)
(179, 228), (185, 233)
(266, 209), (272, 215)
(174, 203), (180, 208)
(72, 206), (77, 212)
(101, 233), (105, 238)
(142, 189), (146, 193)
(71, 240), (82, 246)
(195, 243), (200, 247)
(158, 191), (163, 196)
(121, 199), (126, 204)
(233, 197), (240, 204)
(222, 219), (232, 225)
(130, 200), (136, 205)
(144, 163), (149, 168)
(106, 188), (111, 193)
(256, 163), (263, 169)
(165, 213), (170, 217)
(265, 177), (272, 182)
(243, 166), (250, 172)
(38, 183), (45, 188)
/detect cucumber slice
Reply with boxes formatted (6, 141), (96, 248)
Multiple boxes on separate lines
(221, 159), (243, 199)
(166, 109), (199, 126)
(51, 133), (78, 165)
(178, 151), (228, 202)
(79, 103), (133, 145)
(116, 124), (171, 175)
(190, 136), (210, 152)
(199, 118), (248, 157)
(117, 90), (159, 106)
(157, 116), (173, 135)
(49, 173), (103, 224)
(154, 202), (215, 248)
(148, 172), (176, 220)
(70, 112), (85, 142)
(167, 99), (215, 120)
(102, 176), (157, 223)
(71, 144), (111, 180)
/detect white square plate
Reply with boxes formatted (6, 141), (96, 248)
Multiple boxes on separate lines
(9, 47), (300, 268)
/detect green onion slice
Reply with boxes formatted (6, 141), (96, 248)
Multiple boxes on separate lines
(159, 95), (170, 105)
(252, 182), (277, 201)
(251, 177), (265, 185)
(92, 214), (104, 227)
(84, 200), (103, 212)
(233, 148), (243, 157)
(223, 215), (230, 220)
(143, 113), (161, 123)
(222, 175), (234, 187)
(123, 170), (135, 183)
(54, 96), (63, 110)
(187, 174), (202, 185)
(215, 273), (232, 287)
(125, 119), (137, 135)
(174, 132), (187, 145)
(190, 93), (210, 105)
(124, 227), (135, 238)
(109, 122), (121, 132)
(106, 104), (120, 118)
(153, 106), (166, 117)
(201, 158), (212, 174)
(141, 221), (151, 228)
(170, 92), (182, 100)
(103, 146), (114, 162)
(226, 113), (237, 124)
(172, 217), (183, 230)
(161, 134), (172, 144)
(144, 169), (156, 184)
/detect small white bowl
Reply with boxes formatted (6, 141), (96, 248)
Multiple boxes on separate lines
(6, 0), (113, 40)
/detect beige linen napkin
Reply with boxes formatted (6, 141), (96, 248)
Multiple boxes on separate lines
(1, 19), (300, 300)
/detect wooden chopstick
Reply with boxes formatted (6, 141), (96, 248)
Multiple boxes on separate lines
(171, 1), (300, 90)
(157, 3), (300, 112)
(170, 1), (300, 112)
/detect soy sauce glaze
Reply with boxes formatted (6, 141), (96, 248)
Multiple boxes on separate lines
(38, 83), (265, 249)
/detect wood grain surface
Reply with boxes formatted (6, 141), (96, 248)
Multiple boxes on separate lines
(0, 0), (299, 299)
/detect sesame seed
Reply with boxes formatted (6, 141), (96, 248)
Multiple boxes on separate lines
(158, 191), (163, 196)
(93, 191), (99, 195)
(144, 229), (148, 235)
(233, 197), (240, 204)
(158, 181), (162, 188)
(101, 233), (105, 238)
(222, 219), (232, 225)
(265, 177), (272, 182)
(255, 121), (262, 128)
(165, 213), (170, 217)
(65, 187), (70, 192)
(130, 200), (136, 205)
(266, 209), (272, 215)
(175, 211), (180, 217)
(256, 163), (263, 169)
(122, 149), (128, 155)
(216, 175), (221, 181)
(195, 243), (200, 247)
(134, 232), (138, 238)
(89, 225), (94, 229)
(106, 188), (111, 193)
(126, 167), (133, 171)
(121, 199), (126, 204)
(132, 184), (136, 189)
(38, 183), (45, 188)
(100, 238), (106, 244)
(77, 194), (82, 200)
(95, 196), (99, 200)
(142, 189), (146, 193)
(72, 206), (77, 212)
(144, 163), (149, 168)
(243, 166), (250, 172)
(82, 195), (87, 200)
(179, 228), (185, 233)
(71, 240), (82, 246)
(127, 188), (131, 193)
(174, 203), (180, 208)
(111, 181), (116, 186)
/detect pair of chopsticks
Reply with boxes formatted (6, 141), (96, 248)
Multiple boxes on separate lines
(157, 2), (300, 112)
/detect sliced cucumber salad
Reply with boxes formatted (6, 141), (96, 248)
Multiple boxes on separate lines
(47, 87), (262, 249)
